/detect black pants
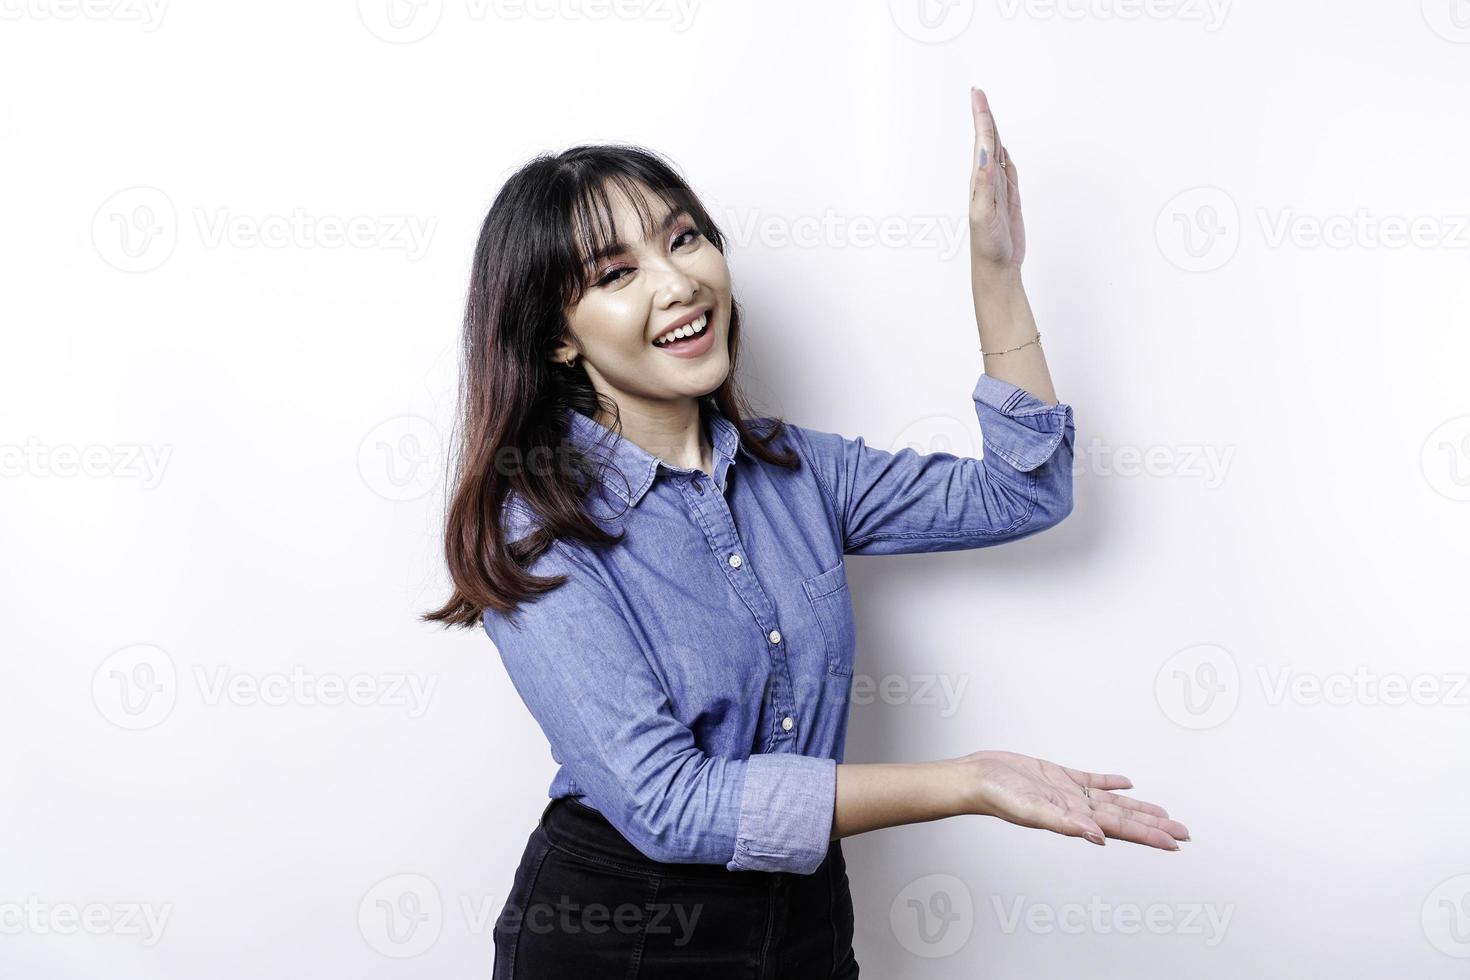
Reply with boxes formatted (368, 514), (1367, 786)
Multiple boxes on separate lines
(493, 796), (859, 978)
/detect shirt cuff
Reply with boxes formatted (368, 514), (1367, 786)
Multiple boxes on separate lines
(726, 752), (837, 875)
(972, 372), (1075, 472)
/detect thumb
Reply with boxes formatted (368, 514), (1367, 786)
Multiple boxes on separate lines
(1071, 817), (1107, 846)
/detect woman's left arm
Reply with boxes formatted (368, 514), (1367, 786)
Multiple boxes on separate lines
(969, 86), (1056, 405)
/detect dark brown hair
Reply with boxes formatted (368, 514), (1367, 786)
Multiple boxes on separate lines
(422, 143), (798, 629)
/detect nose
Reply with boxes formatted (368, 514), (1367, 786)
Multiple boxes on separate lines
(653, 264), (699, 306)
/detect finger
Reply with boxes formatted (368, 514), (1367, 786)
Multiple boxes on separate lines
(989, 104), (1006, 178)
(1084, 788), (1172, 821)
(1004, 151), (1020, 210)
(1059, 765), (1134, 792)
(1089, 806), (1185, 851)
(1026, 797), (1108, 847)
(1089, 801), (1191, 841)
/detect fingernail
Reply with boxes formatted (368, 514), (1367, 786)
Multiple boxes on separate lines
(1181, 836), (1192, 842)
(1084, 832), (1105, 846)
(974, 88), (990, 112)
(978, 146), (988, 168)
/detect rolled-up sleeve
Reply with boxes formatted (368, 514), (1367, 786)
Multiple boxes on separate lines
(786, 372), (1076, 556)
(483, 537), (836, 875)
(728, 752), (837, 874)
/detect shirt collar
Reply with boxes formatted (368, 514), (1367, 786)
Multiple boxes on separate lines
(562, 400), (746, 508)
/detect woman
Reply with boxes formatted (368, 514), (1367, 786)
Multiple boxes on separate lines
(426, 87), (1190, 978)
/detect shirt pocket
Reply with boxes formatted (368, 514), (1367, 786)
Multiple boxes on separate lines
(802, 560), (857, 677)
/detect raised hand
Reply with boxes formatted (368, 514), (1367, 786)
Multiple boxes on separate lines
(957, 749), (1191, 850)
(969, 87), (1025, 269)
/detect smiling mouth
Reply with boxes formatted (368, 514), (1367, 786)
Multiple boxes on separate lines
(652, 310), (711, 348)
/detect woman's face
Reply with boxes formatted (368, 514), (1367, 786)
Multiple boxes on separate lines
(556, 183), (732, 417)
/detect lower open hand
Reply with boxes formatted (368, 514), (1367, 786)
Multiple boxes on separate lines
(955, 749), (1191, 850)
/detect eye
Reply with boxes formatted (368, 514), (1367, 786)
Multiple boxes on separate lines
(594, 266), (630, 287)
(591, 227), (702, 287)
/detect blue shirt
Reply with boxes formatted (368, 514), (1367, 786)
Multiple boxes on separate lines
(483, 372), (1076, 874)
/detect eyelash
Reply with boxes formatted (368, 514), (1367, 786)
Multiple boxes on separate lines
(594, 227), (700, 287)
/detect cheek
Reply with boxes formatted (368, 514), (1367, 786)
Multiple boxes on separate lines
(572, 297), (648, 350)
(693, 247), (732, 291)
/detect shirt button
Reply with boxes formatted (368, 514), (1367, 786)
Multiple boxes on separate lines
(768, 629), (781, 644)
(781, 716), (794, 732)
(728, 553), (743, 568)
(692, 476), (704, 494)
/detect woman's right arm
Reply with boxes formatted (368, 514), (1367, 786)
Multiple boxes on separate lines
(833, 751), (1191, 851)
(483, 535), (837, 876)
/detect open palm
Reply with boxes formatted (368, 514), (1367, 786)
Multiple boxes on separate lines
(959, 749), (1191, 850)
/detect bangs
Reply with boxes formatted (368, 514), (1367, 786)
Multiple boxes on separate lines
(560, 172), (700, 307)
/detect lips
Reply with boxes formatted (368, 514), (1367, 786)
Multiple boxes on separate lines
(651, 313), (716, 358)
(651, 305), (712, 346)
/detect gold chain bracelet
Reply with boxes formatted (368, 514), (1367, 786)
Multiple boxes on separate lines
(981, 332), (1041, 357)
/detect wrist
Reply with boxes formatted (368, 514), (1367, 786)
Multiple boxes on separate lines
(933, 756), (986, 818)
(971, 259), (1024, 292)
(943, 752), (998, 817)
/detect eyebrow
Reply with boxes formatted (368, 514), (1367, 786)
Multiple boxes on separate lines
(581, 208), (691, 269)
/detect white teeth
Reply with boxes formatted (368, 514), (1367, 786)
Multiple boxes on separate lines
(654, 312), (708, 346)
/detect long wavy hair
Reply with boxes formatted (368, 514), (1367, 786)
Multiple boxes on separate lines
(423, 144), (799, 629)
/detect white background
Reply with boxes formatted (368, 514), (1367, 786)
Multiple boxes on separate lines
(3, 0), (1469, 976)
